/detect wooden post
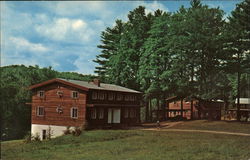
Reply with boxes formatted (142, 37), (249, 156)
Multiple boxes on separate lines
(146, 99), (149, 122)
(157, 98), (160, 121)
(181, 98), (184, 119)
(191, 99), (193, 120)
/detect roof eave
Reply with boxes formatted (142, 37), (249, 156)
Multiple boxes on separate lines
(28, 78), (89, 91)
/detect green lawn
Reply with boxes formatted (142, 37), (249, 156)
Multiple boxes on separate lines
(2, 121), (250, 160)
(170, 120), (250, 134)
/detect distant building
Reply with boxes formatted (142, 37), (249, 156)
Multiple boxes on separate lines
(28, 78), (142, 140)
(166, 96), (223, 120)
(227, 98), (250, 121)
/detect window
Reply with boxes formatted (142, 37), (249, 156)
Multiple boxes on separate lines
(37, 91), (45, 98)
(92, 92), (98, 100)
(108, 93), (114, 101)
(71, 107), (78, 118)
(125, 95), (130, 101)
(117, 94), (123, 101)
(99, 108), (104, 119)
(129, 95), (135, 101)
(37, 106), (44, 116)
(130, 109), (136, 118)
(72, 91), (79, 99)
(98, 92), (105, 100)
(124, 108), (129, 118)
(91, 108), (97, 119)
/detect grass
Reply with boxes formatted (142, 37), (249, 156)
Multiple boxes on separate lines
(1, 121), (250, 160)
(170, 120), (250, 134)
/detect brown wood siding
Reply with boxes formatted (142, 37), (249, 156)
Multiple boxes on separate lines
(87, 90), (141, 106)
(87, 106), (140, 126)
(31, 82), (87, 127)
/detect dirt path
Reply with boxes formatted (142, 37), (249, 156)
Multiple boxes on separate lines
(141, 128), (250, 136)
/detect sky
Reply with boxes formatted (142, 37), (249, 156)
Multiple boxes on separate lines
(0, 1), (243, 75)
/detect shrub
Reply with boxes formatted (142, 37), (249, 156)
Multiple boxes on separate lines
(63, 126), (71, 135)
(23, 132), (32, 143)
(72, 127), (82, 136)
(33, 133), (41, 142)
(46, 126), (53, 140)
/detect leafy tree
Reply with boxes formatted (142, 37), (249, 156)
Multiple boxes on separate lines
(223, 0), (250, 120)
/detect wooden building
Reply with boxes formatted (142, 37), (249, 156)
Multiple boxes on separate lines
(28, 78), (141, 140)
(227, 98), (250, 121)
(166, 96), (223, 120)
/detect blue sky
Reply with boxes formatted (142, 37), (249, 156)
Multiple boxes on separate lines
(1, 1), (242, 74)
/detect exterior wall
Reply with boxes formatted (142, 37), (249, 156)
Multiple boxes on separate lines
(86, 89), (141, 126)
(87, 90), (141, 106)
(31, 82), (87, 127)
(86, 106), (140, 127)
(31, 124), (70, 140)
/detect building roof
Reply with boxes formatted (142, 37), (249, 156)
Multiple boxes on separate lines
(29, 78), (141, 94)
(235, 98), (250, 104)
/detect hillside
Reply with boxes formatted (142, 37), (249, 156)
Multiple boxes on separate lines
(2, 125), (250, 160)
(0, 65), (96, 141)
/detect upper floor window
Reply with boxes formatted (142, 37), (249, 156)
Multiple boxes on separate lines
(108, 93), (114, 101)
(37, 91), (45, 98)
(91, 108), (97, 119)
(98, 92), (105, 100)
(117, 94), (123, 101)
(71, 107), (78, 118)
(92, 91), (98, 100)
(99, 108), (104, 119)
(129, 95), (135, 101)
(37, 106), (44, 116)
(125, 95), (130, 101)
(72, 91), (79, 99)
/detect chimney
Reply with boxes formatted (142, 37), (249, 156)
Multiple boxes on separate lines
(93, 78), (100, 87)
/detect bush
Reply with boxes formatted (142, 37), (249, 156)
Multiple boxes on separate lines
(23, 132), (32, 143)
(33, 133), (41, 142)
(63, 126), (71, 135)
(72, 127), (82, 136)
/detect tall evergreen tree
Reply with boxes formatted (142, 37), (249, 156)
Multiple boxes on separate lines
(223, 0), (250, 120)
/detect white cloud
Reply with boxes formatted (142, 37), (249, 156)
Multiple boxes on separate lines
(9, 36), (49, 52)
(72, 20), (86, 30)
(35, 18), (93, 43)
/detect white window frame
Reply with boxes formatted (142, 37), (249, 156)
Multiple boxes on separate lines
(129, 95), (135, 101)
(98, 108), (104, 119)
(108, 93), (114, 101)
(125, 95), (130, 101)
(72, 91), (79, 99)
(98, 92), (105, 100)
(91, 108), (97, 119)
(71, 107), (78, 119)
(37, 91), (45, 98)
(92, 91), (98, 100)
(37, 106), (44, 116)
(117, 94), (123, 101)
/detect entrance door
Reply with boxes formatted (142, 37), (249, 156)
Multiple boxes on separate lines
(108, 108), (121, 124)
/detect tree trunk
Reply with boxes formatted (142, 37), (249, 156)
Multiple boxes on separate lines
(145, 99), (149, 122)
(149, 99), (152, 122)
(237, 53), (241, 121)
(157, 98), (160, 121)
